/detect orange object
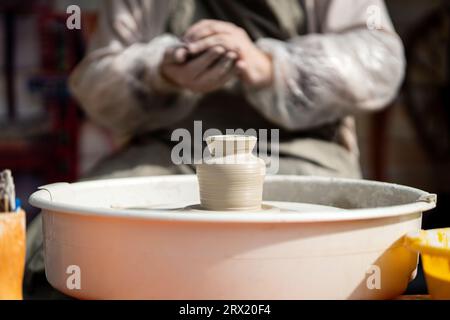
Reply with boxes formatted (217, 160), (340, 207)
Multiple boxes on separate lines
(0, 210), (26, 300)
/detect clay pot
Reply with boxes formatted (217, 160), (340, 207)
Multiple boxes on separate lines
(196, 135), (266, 211)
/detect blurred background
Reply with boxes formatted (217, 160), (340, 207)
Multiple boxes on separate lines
(0, 0), (448, 293)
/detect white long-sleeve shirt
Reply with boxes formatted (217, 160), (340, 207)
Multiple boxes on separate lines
(69, 0), (405, 157)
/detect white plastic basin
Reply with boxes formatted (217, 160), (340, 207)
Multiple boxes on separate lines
(29, 175), (436, 299)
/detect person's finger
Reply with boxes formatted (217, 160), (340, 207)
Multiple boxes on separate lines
(184, 20), (235, 42)
(188, 35), (238, 55)
(212, 51), (239, 76)
(173, 46), (188, 64)
(162, 46), (176, 64)
(196, 55), (235, 80)
(225, 50), (239, 61)
(235, 60), (247, 73)
(183, 21), (235, 42)
(189, 49), (239, 92)
(195, 62), (237, 93)
(185, 46), (226, 78)
(162, 45), (188, 64)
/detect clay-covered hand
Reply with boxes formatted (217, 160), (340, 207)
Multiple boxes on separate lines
(184, 20), (274, 89)
(160, 45), (238, 94)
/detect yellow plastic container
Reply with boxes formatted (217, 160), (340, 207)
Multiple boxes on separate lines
(405, 228), (450, 300)
(0, 210), (26, 300)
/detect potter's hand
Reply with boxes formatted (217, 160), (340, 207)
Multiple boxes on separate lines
(184, 20), (274, 89)
(160, 45), (238, 94)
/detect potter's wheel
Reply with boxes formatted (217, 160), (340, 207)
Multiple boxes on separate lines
(29, 175), (436, 299)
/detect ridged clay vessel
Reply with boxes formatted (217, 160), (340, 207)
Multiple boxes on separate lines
(196, 135), (266, 211)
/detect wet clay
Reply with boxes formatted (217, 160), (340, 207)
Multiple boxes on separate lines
(196, 135), (266, 211)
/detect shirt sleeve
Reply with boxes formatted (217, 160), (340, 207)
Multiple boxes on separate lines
(69, 0), (200, 140)
(244, 0), (405, 131)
